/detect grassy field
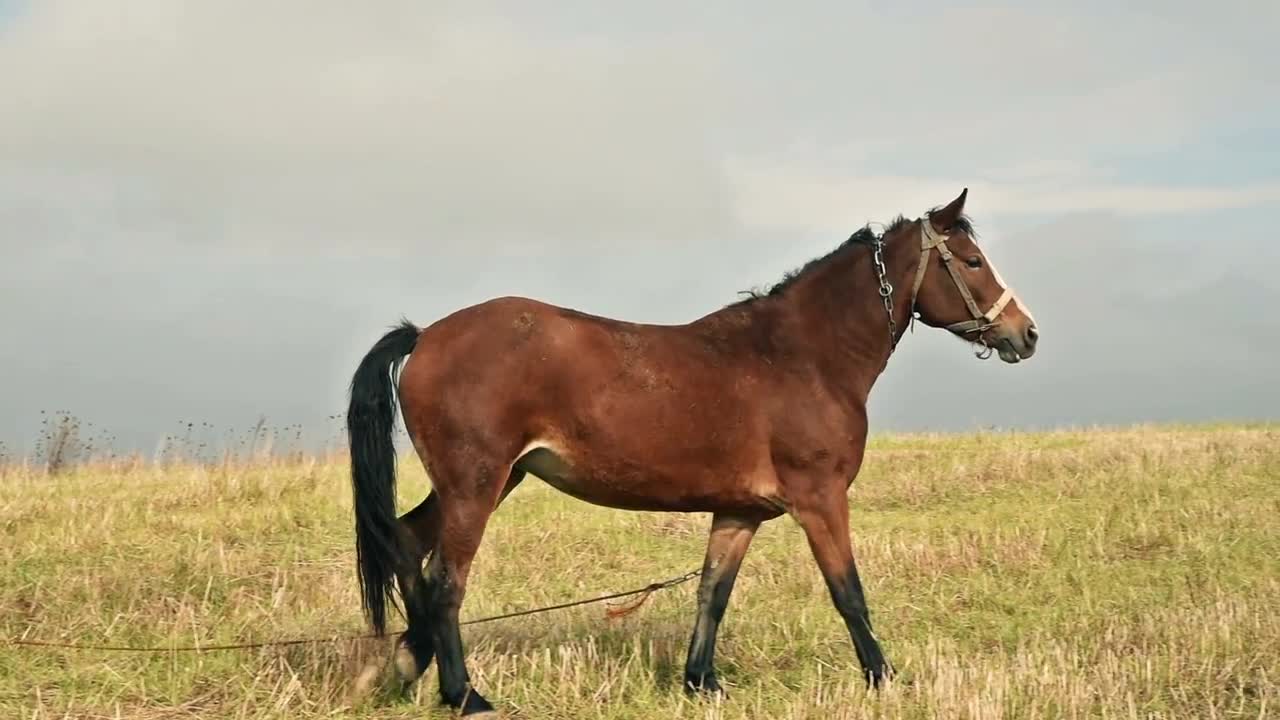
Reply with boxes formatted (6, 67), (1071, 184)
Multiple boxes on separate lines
(2, 424), (1277, 719)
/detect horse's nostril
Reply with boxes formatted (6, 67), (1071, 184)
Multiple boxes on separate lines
(1026, 325), (1039, 343)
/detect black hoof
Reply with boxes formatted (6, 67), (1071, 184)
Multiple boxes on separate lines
(683, 672), (725, 698)
(459, 687), (497, 716)
(865, 663), (896, 690)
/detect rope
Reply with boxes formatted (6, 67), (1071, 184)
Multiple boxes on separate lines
(2, 568), (703, 654)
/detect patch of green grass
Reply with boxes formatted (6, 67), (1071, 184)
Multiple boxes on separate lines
(2, 425), (1277, 718)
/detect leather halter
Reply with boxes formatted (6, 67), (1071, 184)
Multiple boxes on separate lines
(909, 214), (1015, 335)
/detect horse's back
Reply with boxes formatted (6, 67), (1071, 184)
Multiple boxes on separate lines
(402, 294), (748, 410)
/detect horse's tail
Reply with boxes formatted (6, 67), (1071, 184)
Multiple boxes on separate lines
(347, 318), (421, 635)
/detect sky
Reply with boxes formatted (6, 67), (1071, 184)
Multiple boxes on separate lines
(2, 0), (1278, 455)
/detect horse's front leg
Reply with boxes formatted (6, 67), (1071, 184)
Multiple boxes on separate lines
(790, 485), (893, 687)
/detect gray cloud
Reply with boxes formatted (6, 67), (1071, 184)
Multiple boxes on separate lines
(1, 1), (1277, 453)
(1, 2), (736, 253)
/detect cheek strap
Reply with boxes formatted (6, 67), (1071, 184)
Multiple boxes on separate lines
(912, 216), (1018, 335)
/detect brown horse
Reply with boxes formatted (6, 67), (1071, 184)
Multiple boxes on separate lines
(346, 189), (1038, 715)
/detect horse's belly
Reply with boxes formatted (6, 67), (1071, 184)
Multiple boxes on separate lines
(514, 446), (677, 510)
(514, 445), (783, 514)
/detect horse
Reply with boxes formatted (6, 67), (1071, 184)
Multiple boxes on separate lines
(345, 189), (1039, 715)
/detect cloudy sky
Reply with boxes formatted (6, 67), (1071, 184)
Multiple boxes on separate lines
(2, 0), (1277, 454)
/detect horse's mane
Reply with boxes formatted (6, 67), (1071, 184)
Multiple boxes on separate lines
(732, 211), (975, 306)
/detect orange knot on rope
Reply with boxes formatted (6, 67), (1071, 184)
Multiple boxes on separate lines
(604, 583), (664, 620)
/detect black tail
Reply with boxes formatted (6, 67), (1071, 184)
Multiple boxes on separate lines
(347, 318), (420, 635)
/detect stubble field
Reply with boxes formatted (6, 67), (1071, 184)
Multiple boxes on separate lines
(2, 424), (1277, 719)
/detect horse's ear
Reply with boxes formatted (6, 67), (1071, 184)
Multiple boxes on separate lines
(929, 188), (968, 231)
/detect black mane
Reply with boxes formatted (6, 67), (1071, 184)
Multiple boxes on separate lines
(733, 211), (975, 305)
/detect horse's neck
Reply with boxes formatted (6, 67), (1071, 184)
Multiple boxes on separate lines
(781, 231), (919, 400)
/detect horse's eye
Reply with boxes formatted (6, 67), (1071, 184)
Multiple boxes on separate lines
(966, 257), (983, 269)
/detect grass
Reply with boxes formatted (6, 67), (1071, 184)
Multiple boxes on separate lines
(2, 424), (1277, 718)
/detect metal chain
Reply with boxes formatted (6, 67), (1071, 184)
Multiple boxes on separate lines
(871, 235), (898, 353)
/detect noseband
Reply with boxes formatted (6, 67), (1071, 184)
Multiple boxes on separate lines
(872, 212), (1018, 359)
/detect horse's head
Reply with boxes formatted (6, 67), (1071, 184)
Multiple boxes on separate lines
(908, 189), (1038, 363)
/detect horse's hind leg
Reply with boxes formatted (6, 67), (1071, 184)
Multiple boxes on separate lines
(419, 459), (513, 716)
(393, 470), (525, 689)
(683, 512), (760, 695)
(391, 493), (440, 686)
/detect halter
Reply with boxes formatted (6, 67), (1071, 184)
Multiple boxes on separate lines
(873, 212), (1019, 359)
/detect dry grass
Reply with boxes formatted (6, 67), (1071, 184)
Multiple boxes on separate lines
(2, 424), (1277, 718)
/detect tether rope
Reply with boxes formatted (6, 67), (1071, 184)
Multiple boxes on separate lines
(4, 568), (702, 654)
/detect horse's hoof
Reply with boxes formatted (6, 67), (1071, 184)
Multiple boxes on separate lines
(866, 663), (899, 690)
(683, 672), (726, 699)
(348, 656), (386, 704)
(459, 687), (497, 717)
(393, 637), (434, 684)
